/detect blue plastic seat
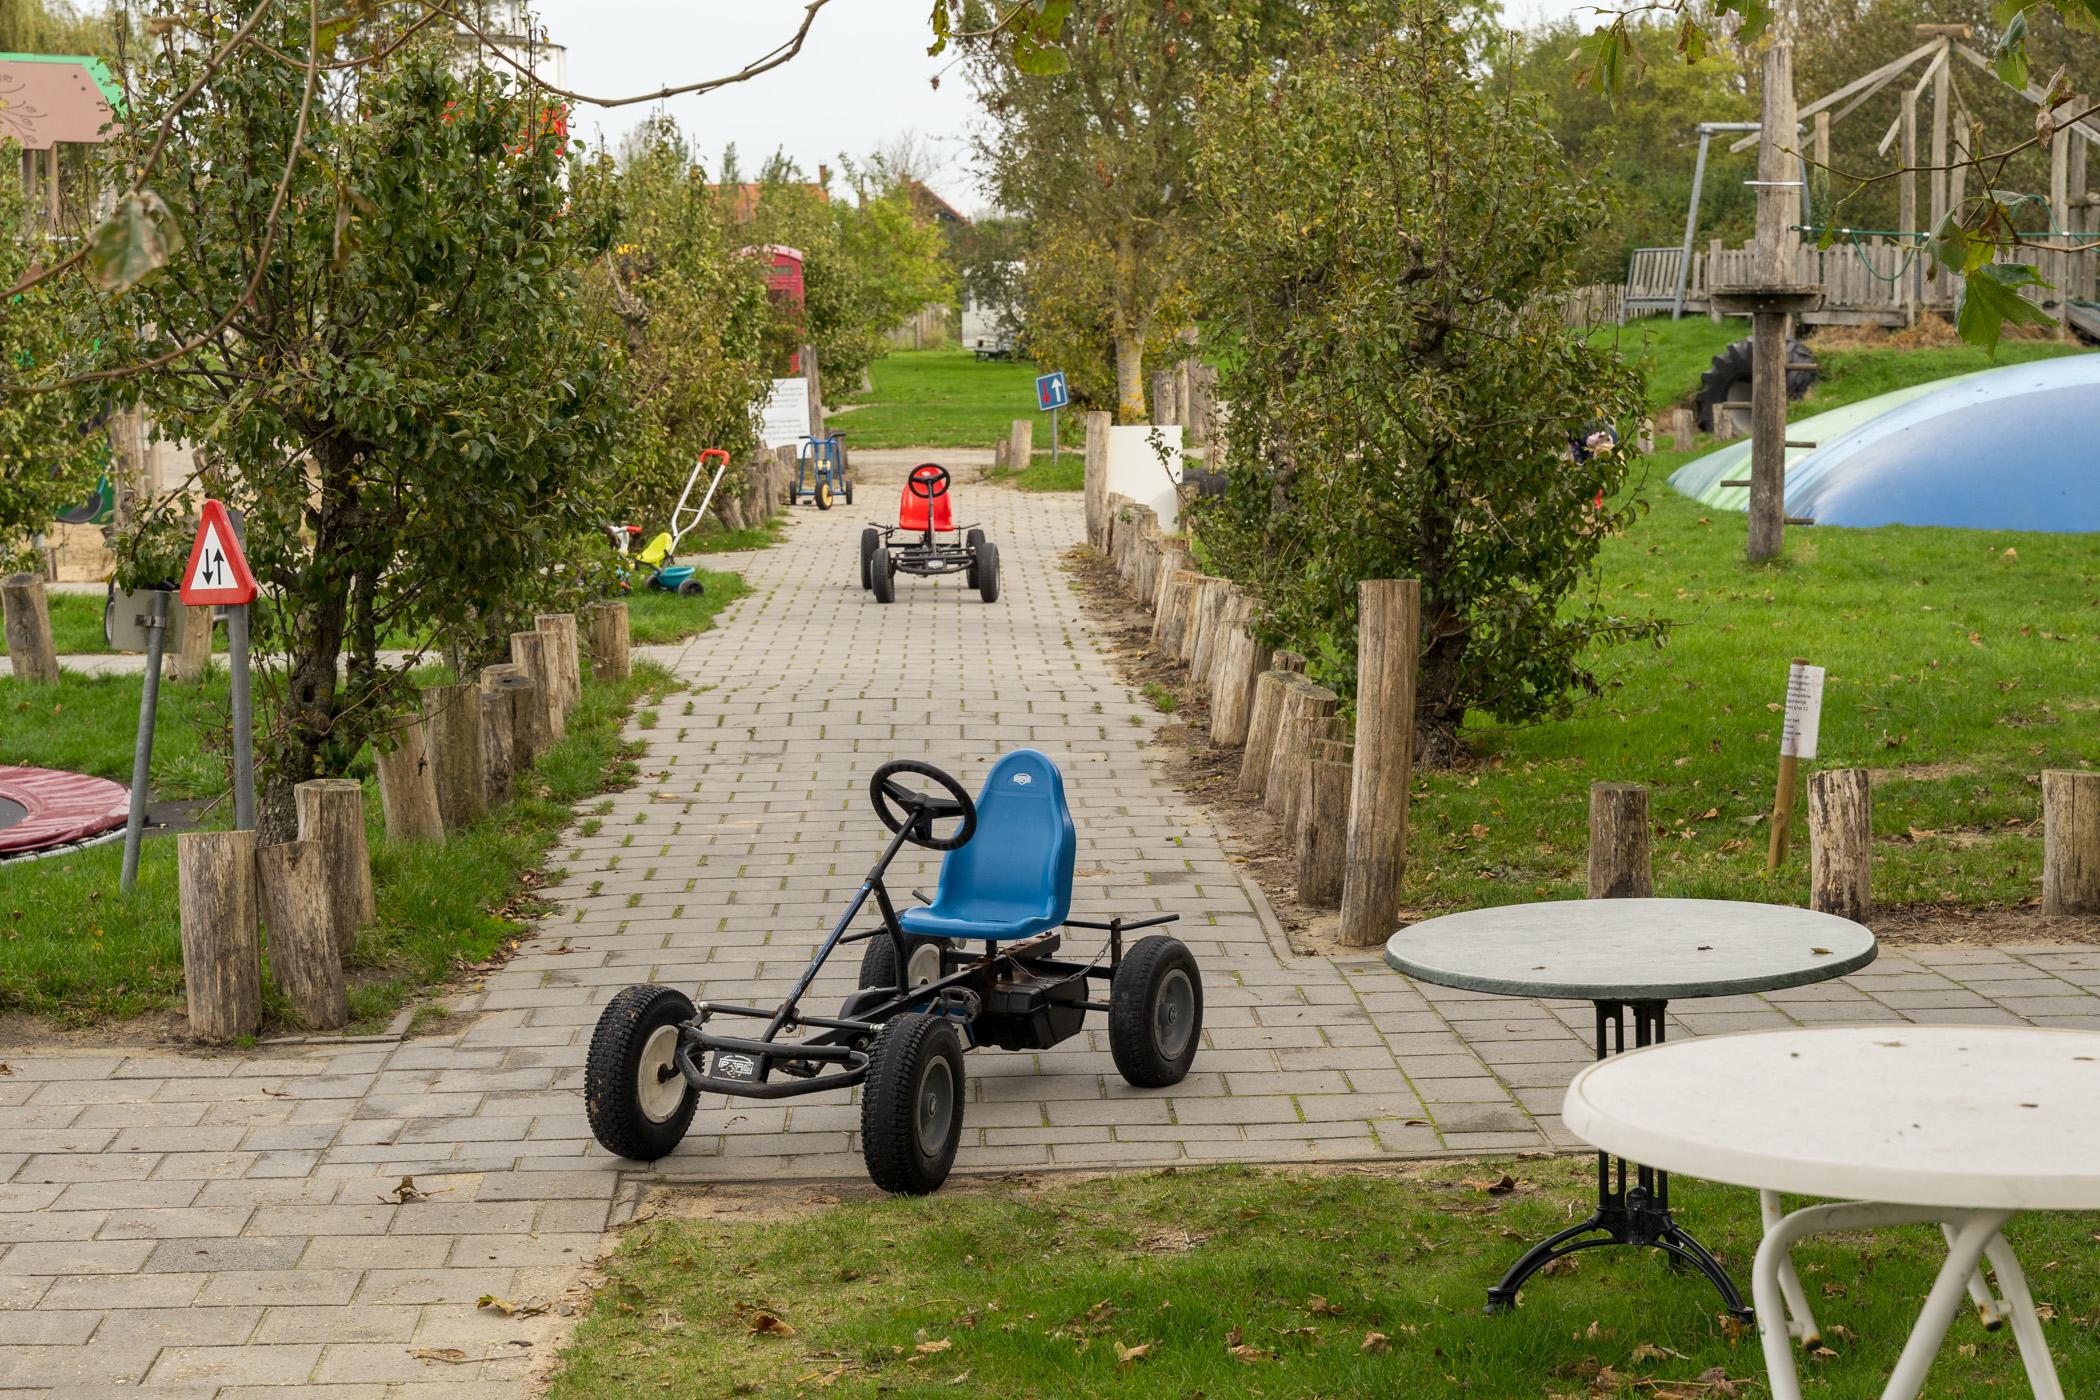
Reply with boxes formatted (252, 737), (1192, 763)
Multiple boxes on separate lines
(899, 750), (1075, 942)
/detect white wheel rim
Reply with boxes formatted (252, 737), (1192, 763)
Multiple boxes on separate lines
(635, 1024), (686, 1123)
(906, 942), (943, 988)
(1153, 968), (1196, 1060)
(917, 1056), (955, 1155)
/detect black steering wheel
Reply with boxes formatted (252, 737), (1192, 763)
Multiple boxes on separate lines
(906, 465), (951, 500)
(869, 759), (977, 851)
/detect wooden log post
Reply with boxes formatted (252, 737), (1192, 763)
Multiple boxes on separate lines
(1149, 545), (1189, 621)
(1177, 576), (1218, 663)
(510, 630), (563, 745)
(1264, 683), (1339, 823)
(478, 682), (516, 807)
(1272, 649), (1308, 675)
(584, 601), (631, 683)
(374, 718), (445, 845)
(1084, 410), (1112, 549)
(178, 830), (261, 1041)
(1155, 571), (1199, 658)
(1338, 580), (1420, 948)
(255, 839), (348, 1030)
(1209, 626), (1269, 748)
(1009, 418), (1032, 471)
(993, 436), (1009, 473)
(535, 613), (583, 717)
(2042, 770), (2100, 915)
(167, 603), (214, 683)
(294, 778), (374, 956)
(1586, 782), (1654, 899)
(1186, 583), (1235, 691)
(482, 663), (543, 770)
(1807, 767), (1872, 921)
(1, 573), (60, 684)
(420, 683), (487, 832)
(1296, 756), (1353, 909)
(1238, 671), (1296, 799)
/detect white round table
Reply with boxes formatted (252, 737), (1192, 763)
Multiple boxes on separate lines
(1564, 1025), (2100, 1400)
(1386, 898), (1876, 1317)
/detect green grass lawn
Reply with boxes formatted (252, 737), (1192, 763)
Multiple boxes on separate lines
(838, 350), (1080, 450)
(623, 567), (749, 645)
(548, 1163), (2100, 1399)
(0, 661), (677, 1030)
(985, 449), (1086, 492)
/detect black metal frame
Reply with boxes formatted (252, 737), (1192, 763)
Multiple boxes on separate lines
(670, 790), (1175, 1102)
(1483, 999), (1754, 1322)
(869, 466), (983, 579)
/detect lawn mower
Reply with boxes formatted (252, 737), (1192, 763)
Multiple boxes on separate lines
(605, 448), (730, 596)
(860, 463), (999, 604)
(788, 432), (851, 510)
(584, 750), (1204, 1194)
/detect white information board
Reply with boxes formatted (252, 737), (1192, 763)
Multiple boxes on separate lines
(759, 377), (812, 449)
(1104, 425), (1185, 532)
(1779, 662), (1825, 760)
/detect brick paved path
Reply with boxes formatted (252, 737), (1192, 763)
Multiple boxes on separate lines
(5, 476), (2099, 1396)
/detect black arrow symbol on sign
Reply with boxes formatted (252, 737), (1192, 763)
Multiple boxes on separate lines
(202, 547), (224, 585)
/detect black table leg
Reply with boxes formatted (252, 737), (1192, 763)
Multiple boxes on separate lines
(1483, 999), (1754, 1321)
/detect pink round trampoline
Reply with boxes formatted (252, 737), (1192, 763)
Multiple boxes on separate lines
(0, 766), (128, 858)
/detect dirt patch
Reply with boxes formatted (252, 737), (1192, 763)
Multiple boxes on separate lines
(1868, 902), (2100, 946)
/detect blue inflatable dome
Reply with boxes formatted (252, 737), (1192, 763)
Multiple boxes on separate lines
(1670, 353), (2100, 533)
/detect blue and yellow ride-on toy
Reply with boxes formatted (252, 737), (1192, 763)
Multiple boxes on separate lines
(605, 449), (730, 596)
(584, 750), (1204, 1194)
(788, 433), (851, 510)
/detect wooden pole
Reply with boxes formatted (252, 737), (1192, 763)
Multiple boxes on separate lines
(483, 663), (544, 770)
(534, 613), (583, 718)
(1, 573), (60, 684)
(178, 830), (261, 1041)
(1747, 309), (1789, 563)
(1807, 767), (1873, 921)
(421, 683), (487, 832)
(294, 778), (374, 957)
(1746, 34), (1800, 565)
(478, 682), (516, 807)
(1338, 580), (1420, 948)
(1587, 783), (1654, 898)
(1297, 757), (1353, 909)
(1083, 410), (1112, 549)
(374, 718), (445, 845)
(1930, 42), (1951, 232)
(166, 604), (214, 683)
(1265, 692), (1339, 824)
(1238, 671), (1295, 798)
(510, 631), (563, 746)
(1901, 89), (1920, 315)
(1209, 626), (1269, 748)
(255, 839), (348, 1030)
(2041, 770), (2100, 915)
(584, 601), (631, 683)
(1767, 655), (1811, 870)
(1009, 418), (1032, 471)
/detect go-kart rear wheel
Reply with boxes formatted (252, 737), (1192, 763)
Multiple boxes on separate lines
(975, 541), (1000, 604)
(815, 480), (834, 511)
(964, 528), (986, 589)
(859, 935), (945, 993)
(860, 1013), (965, 1195)
(1108, 936), (1202, 1088)
(585, 984), (699, 1161)
(872, 549), (897, 604)
(677, 577), (705, 597)
(860, 527), (880, 590)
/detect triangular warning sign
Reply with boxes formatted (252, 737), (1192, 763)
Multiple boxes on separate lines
(180, 499), (258, 606)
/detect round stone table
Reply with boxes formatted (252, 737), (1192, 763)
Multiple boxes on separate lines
(1564, 1026), (2100, 1400)
(1385, 898), (1876, 1318)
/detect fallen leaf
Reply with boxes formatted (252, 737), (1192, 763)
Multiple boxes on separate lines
(1810, 1345), (1838, 1358)
(946, 1371), (971, 1385)
(915, 1337), (952, 1355)
(388, 1176), (430, 1204)
(1361, 1330), (1391, 1354)
(0, 1062), (12, 1075)
(1115, 1341), (1150, 1369)
(1086, 1300), (1118, 1325)
(477, 1294), (546, 1318)
(1810, 947), (1831, 955)
(1469, 823), (1490, 839)
(409, 1347), (470, 1364)
(1308, 1295), (1343, 1315)
(747, 1310), (796, 1337)
(1630, 1341), (1687, 1362)
(1463, 1173), (1518, 1196)
(794, 1365), (846, 1388)
(1227, 1342), (1274, 1364)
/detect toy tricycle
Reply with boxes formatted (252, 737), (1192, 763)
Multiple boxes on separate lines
(860, 464), (999, 604)
(584, 750), (1204, 1194)
(788, 433), (851, 510)
(605, 449), (730, 595)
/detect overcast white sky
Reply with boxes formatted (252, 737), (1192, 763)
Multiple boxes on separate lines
(526, 0), (1603, 212)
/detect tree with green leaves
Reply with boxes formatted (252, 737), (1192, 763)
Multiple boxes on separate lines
(1194, 3), (1657, 753)
(68, 10), (624, 839)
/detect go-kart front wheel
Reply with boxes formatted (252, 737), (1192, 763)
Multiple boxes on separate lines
(861, 1013), (965, 1195)
(585, 984), (699, 1161)
(964, 528), (986, 589)
(975, 541), (1000, 604)
(871, 549), (897, 604)
(1108, 936), (1202, 1088)
(860, 527), (880, 590)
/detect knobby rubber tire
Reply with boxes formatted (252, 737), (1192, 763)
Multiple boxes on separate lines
(965, 528), (986, 589)
(585, 984), (699, 1161)
(872, 550), (896, 603)
(1694, 337), (1817, 431)
(1108, 936), (1203, 1088)
(976, 541), (1000, 603)
(860, 1012), (965, 1194)
(860, 527), (880, 590)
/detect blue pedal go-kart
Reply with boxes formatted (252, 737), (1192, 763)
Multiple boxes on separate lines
(584, 750), (1204, 1194)
(788, 433), (851, 510)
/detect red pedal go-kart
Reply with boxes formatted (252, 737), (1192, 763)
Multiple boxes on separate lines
(861, 464), (999, 604)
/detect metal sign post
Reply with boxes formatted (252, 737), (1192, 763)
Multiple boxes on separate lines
(1036, 370), (1069, 472)
(181, 499), (260, 830)
(119, 590), (168, 893)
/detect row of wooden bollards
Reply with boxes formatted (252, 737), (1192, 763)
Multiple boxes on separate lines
(1091, 494), (1419, 948)
(1587, 766), (2100, 919)
(3, 572), (230, 686)
(174, 601), (629, 1040)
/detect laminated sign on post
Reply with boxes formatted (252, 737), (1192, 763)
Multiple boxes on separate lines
(1779, 662), (1825, 759)
(180, 499), (258, 606)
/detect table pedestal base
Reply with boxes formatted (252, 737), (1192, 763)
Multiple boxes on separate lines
(1485, 1000), (1753, 1321)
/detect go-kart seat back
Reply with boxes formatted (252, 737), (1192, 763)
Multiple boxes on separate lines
(898, 464), (954, 533)
(898, 750), (1075, 942)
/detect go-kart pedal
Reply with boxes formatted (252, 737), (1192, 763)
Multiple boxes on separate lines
(583, 749), (1202, 1194)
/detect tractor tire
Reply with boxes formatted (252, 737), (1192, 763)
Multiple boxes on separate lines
(1108, 936), (1202, 1088)
(860, 527), (881, 590)
(872, 550), (897, 604)
(585, 984), (699, 1161)
(860, 1013), (965, 1195)
(1695, 337), (1818, 432)
(975, 541), (1000, 604)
